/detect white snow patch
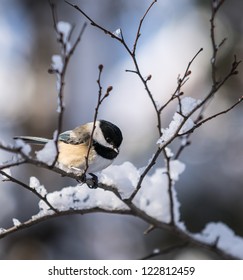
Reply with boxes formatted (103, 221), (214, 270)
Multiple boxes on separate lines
(33, 184), (129, 219)
(12, 218), (21, 227)
(157, 113), (194, 145)
(15, 139), (31, 156)
(57, 21), (72, 54)
(0, 228), (6, 234)
(57, 21), (72, 44)
(36, 140), (57, 166)
(157, 97), (201, 146)
(135, 160), (185, 223)
(153, 248), (160, 254)
(193, 222), (243, 259)
(99, 161), (139, 199)
(178, 97), (201, 116)
(0, 168), (11, 181)
(170, 160), (186, 181)
(135, 168), (171, 223)
(32, 160), (185, 225)
(51, 55), (63, 92)
(51, 54), (63, 73)
(29, 176), (47, 196)
(165, 147), (174, 158)
(112, 28), (121, 38)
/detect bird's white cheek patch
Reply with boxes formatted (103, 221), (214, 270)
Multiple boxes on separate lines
(93, 127), (113, 148)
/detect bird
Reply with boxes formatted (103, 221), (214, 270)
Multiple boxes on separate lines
(14, 120), (123, 176)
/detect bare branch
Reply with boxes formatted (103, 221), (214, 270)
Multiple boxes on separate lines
(173, 1), (241, 160)
(65, 1), (132, 54)
(158, 48), (203, 114)
(178, 96), (243, 136)
(132, 0), (157, 55)
(0, 159), (26, 170)
(210, 0), (226, 85)
(0, 206), (132, 240)
(83, 65), (112, 177)
(128, 148), (162, 202)
(48, 0), (58, 32)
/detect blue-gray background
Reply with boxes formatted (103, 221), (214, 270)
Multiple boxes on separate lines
(0, 0), (243, 259)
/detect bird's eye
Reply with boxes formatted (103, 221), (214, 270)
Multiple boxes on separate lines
(105, 137), (111, 143)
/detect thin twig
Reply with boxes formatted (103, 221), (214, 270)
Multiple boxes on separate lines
(0, 206), (132, 240)
(127, 148), (162, 202)
(65, 1), (132, 54)
(210, 0), (226, 86)
(173, 1), (241, 159)
(132, 0), (157, 55)
(178, 96), (243, 136)
(49, 0), (58, 32)
(159, 48), (203, 114)
(0, 159), (27, 170)
(83, 65), (112, 175)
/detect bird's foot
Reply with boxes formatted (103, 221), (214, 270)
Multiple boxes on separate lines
(77, 172), (98, 189)
(87, 173), (98, 189)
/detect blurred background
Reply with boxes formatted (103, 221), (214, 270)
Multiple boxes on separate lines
(0, 0), (243, 259)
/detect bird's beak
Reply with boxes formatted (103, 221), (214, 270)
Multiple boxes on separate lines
(113, 147), (119, 154)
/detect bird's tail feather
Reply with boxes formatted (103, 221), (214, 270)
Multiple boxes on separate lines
(13, 136), (49, 145)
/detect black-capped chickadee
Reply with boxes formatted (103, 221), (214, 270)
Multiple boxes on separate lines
(14, 120), (123, 175)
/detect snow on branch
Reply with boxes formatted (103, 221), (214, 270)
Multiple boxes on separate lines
(0, 0), (243, 260)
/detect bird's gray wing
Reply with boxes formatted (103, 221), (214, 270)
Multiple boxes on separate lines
(13, 136), (49, 145)
(58, 127), (90, 145)
(58, 130), (72, 143)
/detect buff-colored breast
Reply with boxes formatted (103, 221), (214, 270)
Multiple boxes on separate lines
(57, 141), (95, 169)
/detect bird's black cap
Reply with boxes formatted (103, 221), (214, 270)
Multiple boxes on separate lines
(99, 120), (123, 148)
